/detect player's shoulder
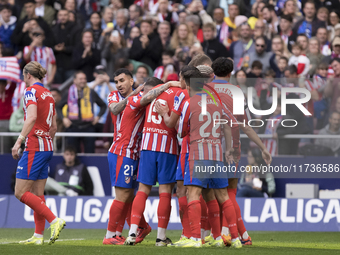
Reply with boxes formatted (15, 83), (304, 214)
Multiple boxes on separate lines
(107, 90), (120, 103)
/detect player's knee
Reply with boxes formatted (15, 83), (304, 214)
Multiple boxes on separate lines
(14, 189), (24, 201)
(176, 185), (186, 198)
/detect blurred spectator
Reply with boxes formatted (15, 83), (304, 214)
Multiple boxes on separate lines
(101, 6), (114, 30)
(154, 49), (174, 80)
(64, 0), (85, 28)
(328, 11), (340, 41)
(325, 58), (340, 111)
(126, 26), (140, 48)
(306, 37), (325, 76)
(11, 0), (54, 50)
(278, 14), (296, 52)
(316, 6), (329, 24)
(249, 36), (273, 73)
(129, 19), (162, 70)
(293, 1), (326, 39)
(246, 60), (263, 81)
(262, 4), (279, 39)
(0, 78), (15, 153)
(19, 0), (55, 26)
(50, 88), (63, 152)
(253, 19), (271, 52)
(157, 21), (171, 49)
(101, 30), (128, 80)
(230, 22), (255, 71)
(316, 27), (331, 56)
(237, 148), (276, 197)
(114, 8), (130, 40)
(88, 65), (116, 132)
(0, 4), (17, 49)
(315, 112), (340, 156)
(23, 27), (56, 87)
(288, 43), (310, 76)
(201, 23), (228, 61)
(282, 0), (303, 24)
(270, 35), (291, 71)
(236, 69), (260, 108)
(296, 33), (309, 54)
(52, 8), (81, 83)
(9, 96), (24, 139)
(170, 23), (196, 52)
(185, 15), (205, 43)
(72, 30), (101, 81)
(109, 0), (123, 14)
(155, 0), (178, 29)
(134, 65), (149, 87)
(54, 146), (93, 196)
(128, 4), (142, 27)
(57, 71), (106, 153)
(87, 12), (103, 50)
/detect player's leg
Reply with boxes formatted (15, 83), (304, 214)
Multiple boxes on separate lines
(228, 178), (251, 245)
(16, 151), (65, 245)
(202, 188), (221, 243)
(213, 187), (241, 248)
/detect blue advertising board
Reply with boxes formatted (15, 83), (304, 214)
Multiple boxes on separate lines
(1, 196), (340, 232)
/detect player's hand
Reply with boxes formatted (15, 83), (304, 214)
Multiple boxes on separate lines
(63, 117), (72, 128)
(225, 148), (235, 165)
(155, 101), (169, 117)
(22, 21), (31, 33)
(92, 116), (100, 126)
(140, 35), (149, 49)
(262, 149), (272, 165)
(12, 142), (21, 160)
(231, 147), (240, 163)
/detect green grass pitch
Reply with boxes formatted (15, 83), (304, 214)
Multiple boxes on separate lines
(1, 229), (340, 255)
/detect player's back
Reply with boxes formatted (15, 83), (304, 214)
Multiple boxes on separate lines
(189, 93), (223, 162)
(24, 83), (55, 151)
(141, 85), (184, 155)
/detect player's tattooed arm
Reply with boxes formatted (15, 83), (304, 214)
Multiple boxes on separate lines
(110, 85), (144, 115)
(140, 81), (181, 106)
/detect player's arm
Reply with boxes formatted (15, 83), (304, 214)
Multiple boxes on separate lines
(155, 101), (180, 128)
(12, 104), (37, 159)
(50, 115), (57, 140)
(109, 85), (144, 115)
(139, 81), (181, 106)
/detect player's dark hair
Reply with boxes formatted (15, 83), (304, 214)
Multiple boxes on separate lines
(188, 54), (212, 67)
(251, 60), (263, 70)
(181, 66), (210, 91)
(211, 57), (234, 77)
(285, 65), (298, 74)
(144, 77), (163, 87)
(162, 49), (174, 58)
(113, 68), (133, 79)
(137, 65), (150, 76)
(64, 145), (77, 155)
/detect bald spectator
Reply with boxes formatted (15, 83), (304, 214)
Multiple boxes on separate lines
(249, 36), (273, 72)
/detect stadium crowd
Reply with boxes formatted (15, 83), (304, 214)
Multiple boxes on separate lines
(1, 0), (340, 156)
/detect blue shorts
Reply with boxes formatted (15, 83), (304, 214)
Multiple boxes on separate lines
(184, 160), (230, 189)
(137, 150), (178, 185)
(176, 153), (188, 181)
(108, 152), (138, 189)
(16, 151), (53, 180)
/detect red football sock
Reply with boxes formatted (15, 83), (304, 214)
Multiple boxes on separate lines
(116, 201), (129, 234)
(206, 199), (221, 239)
(107, 200), (125, 232)
(200, 195), (208, 230)
(228, 188), (247, 237)
(178, 196), (191, 238)
(20, 192), (56, 223)
(131, 191), (148, 226)
(34, 195), (46, 235)
(158, 193), (171, 229)
(188, 200), (201, 239)
(139, 214), (148, 229)
(221, 199), (238, 239)
(125, 202), (132, 227)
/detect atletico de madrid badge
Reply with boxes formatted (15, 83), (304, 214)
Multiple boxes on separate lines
(125, 176), (131, 184)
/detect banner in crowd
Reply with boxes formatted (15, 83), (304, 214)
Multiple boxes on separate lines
(0, 57), (21, 82)
(1, 195), (339, 231)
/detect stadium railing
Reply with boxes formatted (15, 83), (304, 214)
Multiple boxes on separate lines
(0, 132), (338, 154)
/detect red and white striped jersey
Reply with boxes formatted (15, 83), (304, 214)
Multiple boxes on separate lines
(153, 66), (164, 79)
(23, 46), (56, 84)
(107, 91), (125, 143)
(177, 99), (190, 154)
(263, 114), (282, 156)
(108, 94), (145, 160)
(141, 85), (183, 155)
(23, 82), (55, 152)
(0, 56), (20, 82)
(12, 80), (26, 111)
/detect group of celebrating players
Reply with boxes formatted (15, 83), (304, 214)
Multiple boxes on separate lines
(12, 53), (272, 248)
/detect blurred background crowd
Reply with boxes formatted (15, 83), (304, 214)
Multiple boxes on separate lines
(1, 0), (340, 157)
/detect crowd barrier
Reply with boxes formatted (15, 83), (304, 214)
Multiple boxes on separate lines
(0, 195), (339, 231)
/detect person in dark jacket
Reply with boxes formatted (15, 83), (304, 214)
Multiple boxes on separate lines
(56, 71), (107, 153)
(201, 23), (229, 61)
(11, 0), (54, 51)
(129, 19), (162, 70)
(292, 1), (326, 39)
(54, 146), (93, 196)
(0, 4), (16, 50)
(72, 30), (101, 81)
(52, 9), (82, 83)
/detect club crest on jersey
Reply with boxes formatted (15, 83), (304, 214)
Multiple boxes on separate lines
(132, 96), (138, 103)
(173, 96), (180, 111)
(111, 93), (117, 102)
(125, 176), (131, 184)
(24, 90), (36, 101)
